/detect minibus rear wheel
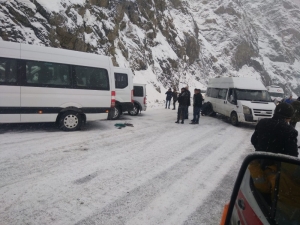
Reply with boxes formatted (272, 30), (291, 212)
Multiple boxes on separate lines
(129, 104), (139, 116)
(230, 112), (239, 126)
(59, 111), (82, 131)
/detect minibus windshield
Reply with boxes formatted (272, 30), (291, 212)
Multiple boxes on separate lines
(269, 92), (284, 98)
(235, 89), (272, 102)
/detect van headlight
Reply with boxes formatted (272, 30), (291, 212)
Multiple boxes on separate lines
(243, 105), (251, 115)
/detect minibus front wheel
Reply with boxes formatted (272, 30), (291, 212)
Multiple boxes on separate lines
(230, 112), (239, 126)
(59, 111), (83, 131)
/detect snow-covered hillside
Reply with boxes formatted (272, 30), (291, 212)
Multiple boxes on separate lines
(0, 0), (299, 103)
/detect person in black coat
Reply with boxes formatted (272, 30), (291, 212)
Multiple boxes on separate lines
(165, 88), (173, 109)
(185, 86), (191, 119)
(175, 88), (189, 124)
(190, 89), (203, 124)
(172, 89), (178, 110)
(251, 103), (298, 157)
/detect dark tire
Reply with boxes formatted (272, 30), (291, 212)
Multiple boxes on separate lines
(110, 106), (121, 120)
(129, 104), (139, 116)
(59, 111), (82, 131)
(230, 112), (239, 126)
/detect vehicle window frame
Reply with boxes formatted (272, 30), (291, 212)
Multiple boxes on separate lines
(0, 57), (19, 86)
(73, 65), (110, 91)
(21, 59), (72, 88)
(133, 86), (144, 97)
(115, 73), (128, 89)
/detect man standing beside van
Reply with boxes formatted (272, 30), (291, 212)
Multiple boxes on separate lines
(185, 86), (191, 119)
(251, 103), (298, 157)
(175, 88), (189, 124)
(190, 89), (203, 124)
(172, 89), (178, 110)
(165, 88), (173, 109)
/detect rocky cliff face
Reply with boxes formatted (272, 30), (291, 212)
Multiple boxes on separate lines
(0, 0), (299, 95)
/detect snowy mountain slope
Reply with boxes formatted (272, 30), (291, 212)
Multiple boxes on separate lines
(0, 0), (299, 103)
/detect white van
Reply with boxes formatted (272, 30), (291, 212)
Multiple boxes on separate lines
(108, 67), (134, 119)
(0, 41), (116, 131)
(129, 83), (147, 115)
(205, 77), (275, 126)
(266, 85), (284, 103)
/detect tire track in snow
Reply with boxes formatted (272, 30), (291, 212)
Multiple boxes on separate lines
(75, 125), (250, 225)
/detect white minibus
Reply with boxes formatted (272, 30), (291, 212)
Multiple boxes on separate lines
(108, 67), (134, 119)
(129, 83), (147, 116)
(205, 77), (275, 126)
(0, 41), (116, 131)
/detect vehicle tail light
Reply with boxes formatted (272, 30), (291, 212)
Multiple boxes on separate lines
(131, 90), (134, 103)
(144, 97), (147, 105)
(111, 91), (116, 107)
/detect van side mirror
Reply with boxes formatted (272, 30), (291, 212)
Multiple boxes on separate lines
(220, 153), (300, 225)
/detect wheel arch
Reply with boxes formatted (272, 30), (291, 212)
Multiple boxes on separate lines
(56, 107), (85, 124)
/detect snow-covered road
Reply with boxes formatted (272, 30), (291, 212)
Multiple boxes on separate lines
(0, 108), (256, 225)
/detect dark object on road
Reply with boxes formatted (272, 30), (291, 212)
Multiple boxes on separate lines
(201, 102), (214, 116)
(114, 123), (134, 129)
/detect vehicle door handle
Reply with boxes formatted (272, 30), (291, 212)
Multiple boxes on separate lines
(238, 199), (245, 210)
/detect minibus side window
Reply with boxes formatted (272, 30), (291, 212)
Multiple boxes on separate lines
(25, 61), (71, 87)
(218, 89), (227, 99)
(211, 88), (219, 98)
(115, 73), (128, 89)
(133, 86), (143, 97)
(0, 57), (17, 85)
(74, 65), (109, 90)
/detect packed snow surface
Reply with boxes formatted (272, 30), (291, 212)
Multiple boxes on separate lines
(0, 108), (299, 224)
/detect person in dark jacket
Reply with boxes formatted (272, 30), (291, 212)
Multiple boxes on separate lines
(175, 88), (189, 124)
(165, 88), (173, 109)
(285, 95), (293, 104)
(190, 89), (203, 124)
(251, 102), (298, 157)
(172, 89), (178, 110)
(185, 86), (191, 119)
(290, 98), (300, 128)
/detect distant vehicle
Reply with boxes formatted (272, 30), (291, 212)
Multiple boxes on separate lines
(0, 41), (116, 131)
(108, 67), (134, 120)
(266, 85), (284, 103)
(129, 83), (147, 116)
(205, 77), (275, 126)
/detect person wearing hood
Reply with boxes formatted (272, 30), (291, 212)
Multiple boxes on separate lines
(251, 102), (298, 157)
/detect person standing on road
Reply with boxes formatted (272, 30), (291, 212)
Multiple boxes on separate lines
(165, 88), (173, 109)
(172, 89), (178, 110)
(251, 102), (298, 157)
(185, 86), (191, 119)
(290, 98), (300, 128)
(175, 88), (189, 124)
(285, 95), (294, 104)
(190, 89), (203, 124)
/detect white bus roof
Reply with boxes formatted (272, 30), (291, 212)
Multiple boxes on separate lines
(0, 41), (113, 69)
(208, 77), (267, 90)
